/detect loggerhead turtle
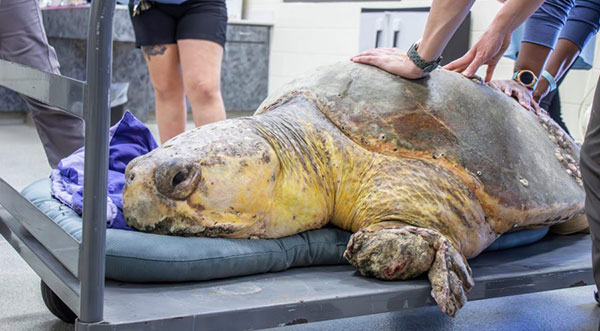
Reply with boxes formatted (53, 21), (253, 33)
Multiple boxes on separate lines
(122, 62), (585, 316)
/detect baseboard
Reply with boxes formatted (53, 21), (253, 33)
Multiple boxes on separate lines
(0, 111), (26, 125)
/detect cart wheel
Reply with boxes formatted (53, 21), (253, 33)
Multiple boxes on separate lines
(40, 281), (77, 323)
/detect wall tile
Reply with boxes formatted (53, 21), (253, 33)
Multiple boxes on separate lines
(270, 27), (359, 55)
(469, 0), (502, 32)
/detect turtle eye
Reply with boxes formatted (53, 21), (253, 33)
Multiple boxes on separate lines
(154, 158), (201, 200)
(172, 170), (188, 188)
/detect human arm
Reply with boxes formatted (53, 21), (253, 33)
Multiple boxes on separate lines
(512, 0), (574, 99)
(532, 39), (581, 101)
(445, 0), (547, 81)
(517, 0), (575, 73)
(488, 42), (552, 112)
(487, 0), (574, 111)
(535, 0), (600, 101)
(416, 0), (475, 63)
(351, 0), (475, 79)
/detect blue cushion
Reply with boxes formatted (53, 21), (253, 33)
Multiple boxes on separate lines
(21, 178), (549, 282)
(485, 227), (549, 252)
(23, 179), (350, 282)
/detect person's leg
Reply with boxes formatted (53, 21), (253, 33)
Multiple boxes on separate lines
(178, 39), (226, 127)
(130, 2), (185, 143)
(0, 0), (84, 168)
(580, 78), (600, 295)
(141, 44), (186, 143)
(175, 1), (227, 127)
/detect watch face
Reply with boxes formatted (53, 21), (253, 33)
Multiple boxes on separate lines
(519, 71), (535, 85)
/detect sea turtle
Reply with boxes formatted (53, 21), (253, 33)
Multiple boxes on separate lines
(122, 62), (585, 316)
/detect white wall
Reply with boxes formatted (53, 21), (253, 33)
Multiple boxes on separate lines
(245, 0), (600, 141)
(246, 0), (436, 91)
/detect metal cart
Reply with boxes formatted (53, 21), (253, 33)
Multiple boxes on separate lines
(0, 1), (595, 330)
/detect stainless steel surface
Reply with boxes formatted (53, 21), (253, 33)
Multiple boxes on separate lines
(267, 284), (599, 331)
(71, 234), (592, 330)
(0, 207), (81, 315)
(0, 178), (80, 276)
(0, 58), (85, 117)
(77, 0), (115, 324)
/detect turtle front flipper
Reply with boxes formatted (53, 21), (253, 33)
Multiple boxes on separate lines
(344, 221), (473, 317)
(427, 230), (474, 317)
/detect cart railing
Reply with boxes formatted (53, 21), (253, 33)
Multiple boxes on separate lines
(0, 59), (85, 118)
(0, 179), (80, 276)
(0, 0), (115, 325)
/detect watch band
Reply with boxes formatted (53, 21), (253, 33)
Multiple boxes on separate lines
(407, 42), (442, 73)
(540, 70), (557, 92)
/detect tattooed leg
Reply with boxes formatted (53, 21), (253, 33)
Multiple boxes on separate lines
(140, 43), (185, 142)
(142, 44), (168, 61)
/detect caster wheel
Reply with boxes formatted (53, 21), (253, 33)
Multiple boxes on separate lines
(40, 281), (77, 323)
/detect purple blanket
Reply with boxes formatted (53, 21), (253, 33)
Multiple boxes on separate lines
(50, 111), (158, 230)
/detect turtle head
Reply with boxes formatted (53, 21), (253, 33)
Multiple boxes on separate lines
(122, 119), (281, 238)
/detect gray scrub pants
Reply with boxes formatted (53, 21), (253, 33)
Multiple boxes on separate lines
(0, 0), (84, 168)
(581, 79), (600, 292)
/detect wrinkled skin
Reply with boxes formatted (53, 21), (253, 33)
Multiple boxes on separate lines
(123, 62), (585, 317)
(344, 223), (474, 317)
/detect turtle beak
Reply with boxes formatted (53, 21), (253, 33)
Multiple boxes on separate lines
(153, 158), (202, 200)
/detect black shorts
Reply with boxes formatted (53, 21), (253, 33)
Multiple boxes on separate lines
(129, 0), (227, 48)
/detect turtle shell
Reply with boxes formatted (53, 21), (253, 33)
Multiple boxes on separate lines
(257, 62), (584, 228)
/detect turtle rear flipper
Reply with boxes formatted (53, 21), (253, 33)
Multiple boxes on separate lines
(344, 222), (473, 317)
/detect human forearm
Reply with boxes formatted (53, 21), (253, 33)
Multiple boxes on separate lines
(513, 0), (575, 75)
(352, 0), (476, 79)
(444, 0), (545, 81)
(514, 42), (552, 75)
(533, 38), (580, 101)
(546, 38), (580, 81)
(417, 0), (475, 62)
(532, 0), (600, 100)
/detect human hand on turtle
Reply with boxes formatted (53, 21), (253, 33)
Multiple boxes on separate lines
(444, 28), (511, 83)
(351, 48), (427, 80)
(488, 79), (540, 113)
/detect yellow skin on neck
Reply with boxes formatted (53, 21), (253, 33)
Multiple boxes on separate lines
(256, 105), (494, 258)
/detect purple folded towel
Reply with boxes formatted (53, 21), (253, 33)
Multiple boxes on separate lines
(50, 111), (158, 230)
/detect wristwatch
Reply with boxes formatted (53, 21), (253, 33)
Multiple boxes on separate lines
(512, 70), (538, 89)
(407, 42), (442, 73)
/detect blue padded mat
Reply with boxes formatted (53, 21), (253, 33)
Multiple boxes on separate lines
(22, 178), (548, 282)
